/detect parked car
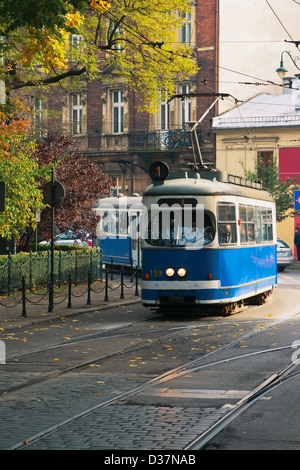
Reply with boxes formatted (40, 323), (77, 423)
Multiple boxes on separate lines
(40, 231), (89, 247)
(277, 238), (293, 272)
(78, 230), (93, 246)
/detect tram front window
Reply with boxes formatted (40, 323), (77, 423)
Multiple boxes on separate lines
(147, 201), (215, 247)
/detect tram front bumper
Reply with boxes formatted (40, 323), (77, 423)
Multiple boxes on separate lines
(141, 280), (221, 306)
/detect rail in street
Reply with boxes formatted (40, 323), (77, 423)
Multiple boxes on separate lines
(1, 270), (300, 451)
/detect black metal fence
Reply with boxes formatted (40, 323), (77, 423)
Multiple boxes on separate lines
(0, 249), (103, 294)
(0, 256), (140, 318)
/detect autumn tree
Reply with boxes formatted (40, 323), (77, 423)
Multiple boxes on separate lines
(0, 101), (47, 243)
(0, 0), (197, 111)
(242, 156), (300, 221)
(32, 135), (113, 243)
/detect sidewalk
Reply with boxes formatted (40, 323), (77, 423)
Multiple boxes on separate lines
(0, 277), (141, 332)
(1, 262), (298, 333)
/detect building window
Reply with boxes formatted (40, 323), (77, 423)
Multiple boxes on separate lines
(34, 97), (42, 125)
(179, 84), (191, 127)
(112, 90), (124, 134)
(33, 97), (43, 136)
(180, 12), (191, 46)
(111, 25), (123, 51)
(72, 93), (82, 134)
(257, 151), (274, 186)
(69, 35), (82, 60)
(0, 36), (4, 65)
(160, 98), (169, 130)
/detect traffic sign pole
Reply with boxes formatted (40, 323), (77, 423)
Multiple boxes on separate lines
(43, 169), (65, 313)
(49, 169), (55, 312)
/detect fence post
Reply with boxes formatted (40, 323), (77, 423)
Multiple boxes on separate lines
(110, 257), (114, 280)
(87, 270), (91, 305)
(120, 266), (124, 299)
(21, 276), (27, 318)
(29, 251), (33, 291)
(8, 252), (11, 296)
(75, 250), (78, 285)
(104, 267), (108, 301)
(67, 275), (72, 308)
(19, 251), (22, 282)
(131, 259), (134, 278)
(58, 250), (62, 288)
(135, 268), (139, 296)
(90, 251), (93, 281)
(47, 249), (50, 285)
(99, 249), (103, 282)
(48, 281), (54, 312)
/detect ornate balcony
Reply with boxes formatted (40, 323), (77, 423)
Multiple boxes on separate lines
(129, 128), (202, 151)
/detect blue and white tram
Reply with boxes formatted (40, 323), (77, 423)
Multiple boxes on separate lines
(95, 195), (143, 268)
(141, 162), (277, 314)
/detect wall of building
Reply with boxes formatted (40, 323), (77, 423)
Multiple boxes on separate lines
(218, 0), (300, 114)
(215, 125), (300, 251)
(14, 2), (221, 197)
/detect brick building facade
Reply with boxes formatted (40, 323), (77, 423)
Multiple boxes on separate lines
(19, 1), (220, 196)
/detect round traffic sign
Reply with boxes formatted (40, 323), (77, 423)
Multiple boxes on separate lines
(43, 181), (65, 207)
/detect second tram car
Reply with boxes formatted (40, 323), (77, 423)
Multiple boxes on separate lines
(95, 195), (143, 268)
(141, 162), (277, 314)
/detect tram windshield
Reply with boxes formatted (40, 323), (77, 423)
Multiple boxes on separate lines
(146, 198), (215, 247)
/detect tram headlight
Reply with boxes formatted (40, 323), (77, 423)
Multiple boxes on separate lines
(166, 267), (175, 277)
(177, 267), (187, 277)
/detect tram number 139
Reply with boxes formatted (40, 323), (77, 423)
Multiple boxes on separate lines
(150, 270), (163, 277)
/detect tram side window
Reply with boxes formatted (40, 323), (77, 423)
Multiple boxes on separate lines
(101, 209), (128, 236)
(261, 207), (273, 242)
(254, 206), (262, 243)
(267, 208), (273, 241)
(239, 205), (247, 243)
(102, 210), (118, 234)
(239, 205), (255, 243)
(119, 209), (128, 236)
(218, 203), (237, 245)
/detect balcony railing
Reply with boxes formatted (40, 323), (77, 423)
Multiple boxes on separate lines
(129, 128), (202, 151)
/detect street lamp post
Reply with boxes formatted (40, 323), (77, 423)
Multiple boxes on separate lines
(276, 51), (300, 79)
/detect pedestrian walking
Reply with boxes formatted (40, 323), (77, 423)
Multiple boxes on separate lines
(294, 228), (300, 262)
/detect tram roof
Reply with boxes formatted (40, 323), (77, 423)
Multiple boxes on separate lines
(143, 171), (273, 202)
(96, 195), (143, 207)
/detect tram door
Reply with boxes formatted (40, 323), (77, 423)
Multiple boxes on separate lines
(129, 210), (142, 268)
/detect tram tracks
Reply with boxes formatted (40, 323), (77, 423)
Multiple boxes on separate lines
(7, 309), (300, 450)
(1, 310), (283, 395)
(185, 358), (300, 450)
(9, 341), (300, 450)
(1, 316), (232, 395)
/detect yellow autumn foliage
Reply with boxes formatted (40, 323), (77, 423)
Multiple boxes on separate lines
(89, 0), (110, 12)
(19, 11), (84, 70)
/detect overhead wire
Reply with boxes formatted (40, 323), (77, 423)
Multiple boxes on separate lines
(264, 0), (294, 41)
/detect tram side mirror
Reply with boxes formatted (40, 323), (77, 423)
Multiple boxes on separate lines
(148, 161), (170, 183)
